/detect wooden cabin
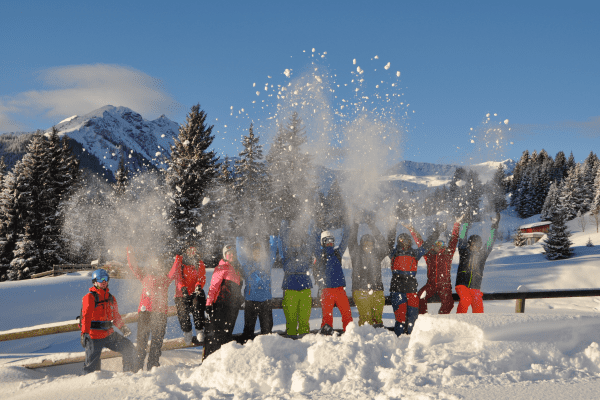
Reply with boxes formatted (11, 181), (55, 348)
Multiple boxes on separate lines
(518, 221), (552, 245)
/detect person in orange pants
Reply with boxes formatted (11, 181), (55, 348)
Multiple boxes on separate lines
(313, 226), (353, 334)
(455, 212), (501, 313)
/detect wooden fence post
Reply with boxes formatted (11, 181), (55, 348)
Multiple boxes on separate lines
(515, 298), (525, 313)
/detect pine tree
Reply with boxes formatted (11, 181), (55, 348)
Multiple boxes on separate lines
(559, 165), (583, 221)
(580, 151), (598, 213)
(553, 150), (567, 184)
(323, 179), (347, 230)
(266, 112), (314, 225)
(234, 123), (269, 236)
(540, 181), (560, 221)
(114, 153), (130, 197)
(167, 104), (219, 249)
(542, 205), (573, 260)
(514, 228), (526, 247)
(486, 164), (508, 213)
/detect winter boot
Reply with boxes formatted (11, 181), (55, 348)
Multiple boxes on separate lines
(319, 324), (333, 335)
(183, 330), (193, 345)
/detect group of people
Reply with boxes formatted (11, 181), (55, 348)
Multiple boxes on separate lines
(79, 211), (501, 373)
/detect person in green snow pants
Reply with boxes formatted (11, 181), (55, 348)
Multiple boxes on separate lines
(282, 288), (312, 335)
(271, 219), (317, 336)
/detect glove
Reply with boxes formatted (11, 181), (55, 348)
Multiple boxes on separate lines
(205, 305), (214, 321)
(181, 287), (189, 299)
(194, 286), (202, 295)
(121, 325), (132, 337)
(80, 333), (90, 348)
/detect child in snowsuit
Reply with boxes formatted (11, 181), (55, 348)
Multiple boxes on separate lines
(406, 215), (464, 314)
(80, 269), (136, 374)
(127, 248), (173, 370)
(271, 219), (315, 337)
(455, 213), (500, 313)
(314, 225), (353, 334)
(168, 244), (206, 345)
(348, 216), (387, 326)
(203, 244), (244, 359)
(237, 237), (273, 340)
(387, 222), (441, 335)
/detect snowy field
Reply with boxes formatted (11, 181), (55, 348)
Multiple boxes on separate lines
(2, 215), (600, 399)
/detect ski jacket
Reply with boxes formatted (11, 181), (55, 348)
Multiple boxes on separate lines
(206, 259), (244, 307)
(81, 286), (125, 339)
(127, 251), (173, 314)
(387, 226), (440, 293)
(348, 221), (386, 292)
(168, 255), (206, 298)
(273, 219), (315, 291)
(456, 222), (498, 290)
(409, 222), (460, 287)
(236, 237), (272, 302)
(313, 225), (350, 289)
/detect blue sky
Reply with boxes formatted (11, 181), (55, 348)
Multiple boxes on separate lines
(1, 0), (599, 166)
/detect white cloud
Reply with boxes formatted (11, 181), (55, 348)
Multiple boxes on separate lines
(0, 64), (182, 132)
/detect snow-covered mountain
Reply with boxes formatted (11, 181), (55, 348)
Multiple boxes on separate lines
(382, 159), (516, 192)
(50, 105), (179, 178)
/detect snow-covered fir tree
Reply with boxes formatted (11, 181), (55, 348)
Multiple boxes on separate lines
(559, 164), (584, 221)
(266, 112), (314, 225)
(540, 181), (560, 221)
(542, 203), (573, 260)
(166, 104), (219, 249)
(234, 123), (269, 236)
(113, 153), (130, 197)
(485, 164), (508, 213)
(514, 228), (526, 247)
(579, 151), (598, 213)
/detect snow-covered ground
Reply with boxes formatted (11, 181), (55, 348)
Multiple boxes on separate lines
(2, 215), (600, 399)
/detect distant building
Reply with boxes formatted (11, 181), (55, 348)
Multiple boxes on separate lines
(518, 222), (552, 245)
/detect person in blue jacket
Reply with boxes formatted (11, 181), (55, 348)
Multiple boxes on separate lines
(313, 224), (353, 334)
(237, 236), (273, 340)
(270, 219), (315, 337)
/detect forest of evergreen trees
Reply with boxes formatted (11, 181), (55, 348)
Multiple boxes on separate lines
(0, 104), (594, 280)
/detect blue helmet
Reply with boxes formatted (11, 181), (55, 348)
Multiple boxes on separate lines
(92, 269), (110, 283)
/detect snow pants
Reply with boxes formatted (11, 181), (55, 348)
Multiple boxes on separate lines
(243, 300), (273, 337)
(417, 282), (455, 314)
(282, 289), (312, 335)
(136, 311), (167, 370)
(456, 285), (484, 313)
(320, 287), (353, 331)
(83, 332), (136, 374)
(353, 290), (385, 326)
(203, 301), (240, 360)
(175, 290), (206, 333)
(390, 291), (419, 336)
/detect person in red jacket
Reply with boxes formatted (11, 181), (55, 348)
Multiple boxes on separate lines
(127, 248), (174, 370)
(203, 244), (244, 360)
(168, 244), (207, 345)
(404, 215), (465, 315)
(80, 269), (136, 374)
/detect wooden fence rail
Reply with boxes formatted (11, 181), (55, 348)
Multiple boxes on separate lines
(2, 288), (600, 343)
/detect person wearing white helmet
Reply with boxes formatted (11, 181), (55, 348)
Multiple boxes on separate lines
(313, 224), (353, 335)
(203, 244), (244, 359)
(80, 269), (136, 373)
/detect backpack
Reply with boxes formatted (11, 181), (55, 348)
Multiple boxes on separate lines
(76, 290), (115, 330)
